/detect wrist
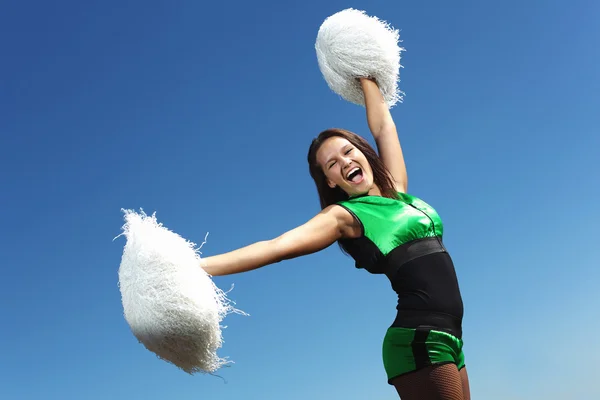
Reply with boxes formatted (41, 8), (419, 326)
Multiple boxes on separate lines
(358, 76), (376, 84)
(199, 257), (208, 269)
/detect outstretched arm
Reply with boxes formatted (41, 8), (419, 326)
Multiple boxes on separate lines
(360, 77), (408, 192)
(200, 205), (355, 276)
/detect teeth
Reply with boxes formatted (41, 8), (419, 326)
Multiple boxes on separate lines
(346, 167), (360, 179)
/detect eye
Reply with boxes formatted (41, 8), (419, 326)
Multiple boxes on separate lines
(328, 161), (336, 169)
(345, 148), (353, 155)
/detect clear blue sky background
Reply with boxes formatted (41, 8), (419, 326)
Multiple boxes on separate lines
(2, 1), (599, 399)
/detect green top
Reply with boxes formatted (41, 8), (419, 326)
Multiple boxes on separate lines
(336, 192), (464, 338)
(337, 192), (444, 256)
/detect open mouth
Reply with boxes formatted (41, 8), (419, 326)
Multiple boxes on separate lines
(346, 167), (364, 184)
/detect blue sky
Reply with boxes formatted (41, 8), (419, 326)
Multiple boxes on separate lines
(1, 0), (599, 399)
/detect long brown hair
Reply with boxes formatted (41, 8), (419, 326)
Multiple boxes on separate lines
(307, 128), (399, 209)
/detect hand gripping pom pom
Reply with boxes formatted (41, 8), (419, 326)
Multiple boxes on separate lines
(315, 8), (405, 108)
(115, 209), (246, 374)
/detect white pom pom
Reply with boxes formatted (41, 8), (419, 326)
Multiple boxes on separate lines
(315, 8), (405, 107)
(115, 209), (245, 374)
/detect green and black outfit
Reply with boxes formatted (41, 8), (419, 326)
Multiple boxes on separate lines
(336, 192), (465, 384)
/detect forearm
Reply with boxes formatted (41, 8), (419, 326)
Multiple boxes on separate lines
(199, 206), (349, 277)
(201, 240), (279, 276)
(359, 77), (407, 190)
(360, 77), (395, 137)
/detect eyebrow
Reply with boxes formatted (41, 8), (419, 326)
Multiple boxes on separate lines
(325, 145), (351, 166)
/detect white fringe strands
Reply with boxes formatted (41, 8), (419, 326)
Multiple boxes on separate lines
(315, 8), (405, 108)
(115, 209), (245, 374)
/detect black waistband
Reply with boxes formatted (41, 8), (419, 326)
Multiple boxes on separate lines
(391, 310), (463, 339)
(385, 236), (447, 279)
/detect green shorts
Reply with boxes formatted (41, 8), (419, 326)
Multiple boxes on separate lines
(382, 326), (465, 384)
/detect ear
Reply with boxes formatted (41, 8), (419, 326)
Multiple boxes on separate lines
(327, 179), (336, 189)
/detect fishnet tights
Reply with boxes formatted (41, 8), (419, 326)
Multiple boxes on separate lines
(391, 364), (471, 400)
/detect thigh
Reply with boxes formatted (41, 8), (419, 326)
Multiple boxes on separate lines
(391, 363), (464, 400)
(459, 367), (471, 400)
(382, 327), (463, 384)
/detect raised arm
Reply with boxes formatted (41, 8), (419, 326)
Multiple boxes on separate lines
(200, 205), (357, 276)
(360, 77), (408, 192)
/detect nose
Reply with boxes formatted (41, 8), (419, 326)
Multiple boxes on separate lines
(342, 157), (352, 171)
(341, 156), (352, 169)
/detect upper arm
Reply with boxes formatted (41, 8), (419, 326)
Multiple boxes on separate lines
(272, 205), (356, 261)
(360, 78), (408, 192)
(374, 124), (408, 193)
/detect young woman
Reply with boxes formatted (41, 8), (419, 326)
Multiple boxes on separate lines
(201, 78), (471, 400)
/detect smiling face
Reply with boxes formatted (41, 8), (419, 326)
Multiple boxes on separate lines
(308, 128), (396, 209)
(316, 136), (376, 197)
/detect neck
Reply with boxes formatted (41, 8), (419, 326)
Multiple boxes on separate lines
(368, 185), (382, 196)
(348, 185), (382, 200)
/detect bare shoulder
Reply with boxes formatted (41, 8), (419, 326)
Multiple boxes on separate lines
(323, 204), (362, 239)
(268, 203), (359, 262)
(394, 182), (407, 193)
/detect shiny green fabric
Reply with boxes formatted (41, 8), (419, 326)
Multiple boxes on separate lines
(337, 192), (444, 256)
(382, 327), (465, 383)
